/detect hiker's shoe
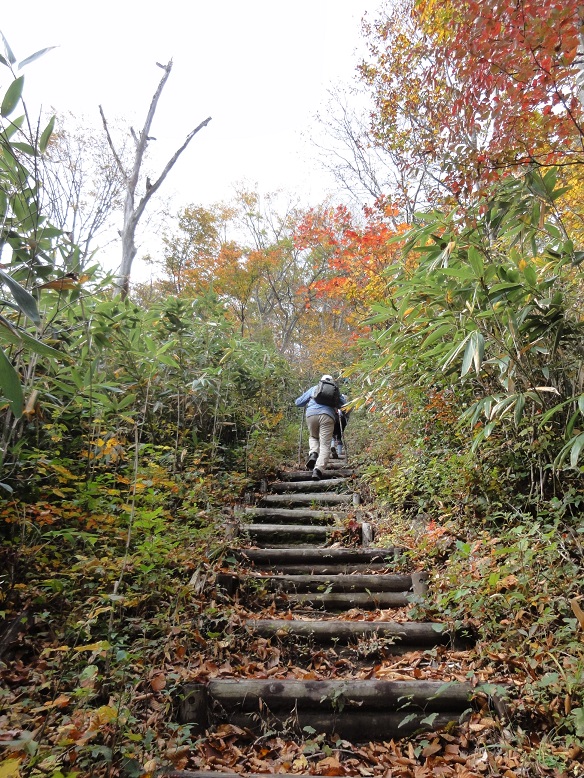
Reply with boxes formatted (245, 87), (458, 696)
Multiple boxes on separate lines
(306, 452), (318, 470)
(312, 467), (323, 481)
(330, 446), (339, 459)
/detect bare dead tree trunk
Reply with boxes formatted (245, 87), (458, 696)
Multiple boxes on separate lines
(99, 60), (211, 298)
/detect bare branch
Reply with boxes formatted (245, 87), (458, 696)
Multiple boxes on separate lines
(134, 115), (212, 225)
(98, 105), (127, 180)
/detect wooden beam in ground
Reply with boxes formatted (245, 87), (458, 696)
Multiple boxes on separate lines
(243, 508), (339, 525)
(278, 468), (354, 481)
(260, 493), (353, 505)
(269, 478), (349, 493)
(244, 618), (452, 645)
(284, 591), (411, 609)
(178, 679), (473, 732)
(234, 547), (402, 565)
(242, 524), (336, 542)
(239, 563), (395, 574)
(226, 710), (464, 740)
(244, 573), (412, 593)
(244, 507), (342, 520)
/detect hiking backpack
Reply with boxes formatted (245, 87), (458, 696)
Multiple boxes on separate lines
(312, 377), (342, 408)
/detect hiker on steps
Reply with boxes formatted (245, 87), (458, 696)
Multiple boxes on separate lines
(295, 374), (346, 481)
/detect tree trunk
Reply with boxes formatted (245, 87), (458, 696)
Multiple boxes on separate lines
(100, 60), (211, 297)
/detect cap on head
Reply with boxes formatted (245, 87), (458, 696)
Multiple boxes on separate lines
(321, 374), (333, 382)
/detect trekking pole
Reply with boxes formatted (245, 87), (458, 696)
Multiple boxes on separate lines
(298, 409), (305, 468)
(340, 422), (348, 465)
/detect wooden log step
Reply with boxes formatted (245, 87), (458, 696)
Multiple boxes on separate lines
(270, 478), (349, 493)
(278, 468), (354, 481)
(225, 710), (463, 740)
(178, 680), (473, 738)
(244, 573), (412, 593)
(244, 507), (345, 521)
(260, 493), (353, 506)
(284, 591), (410, 609)
(244, 507), (341, 524)
(242, 524), (336, 543)
(241, 562), (394, 574)
(245, 619), (453, 646)
(234, 547), (401, 565)
(243, 514), (336, 526)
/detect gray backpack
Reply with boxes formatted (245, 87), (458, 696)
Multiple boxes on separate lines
(312, 378), (341, 408)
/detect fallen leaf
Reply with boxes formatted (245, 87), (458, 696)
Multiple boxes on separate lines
(0, 759), (21, 778)
(150, 671), (166, 691)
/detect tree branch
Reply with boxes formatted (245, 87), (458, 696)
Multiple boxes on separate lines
(134, 115), (212, 224)
(98, 105), (127, 180)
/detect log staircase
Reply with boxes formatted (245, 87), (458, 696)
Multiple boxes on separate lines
(175, 452), (485, 774)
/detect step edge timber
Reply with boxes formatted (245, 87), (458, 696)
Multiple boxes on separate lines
(260, 493), (353, 505)
(242, 514), (338, 526)
(278, 468), (354, 480)
(243, 507), (343, 518)
(179, 678), (474, 716)
(216, 710), (467, 740)
(269, 478), (349, 493)
(244, 618), (452, 642)
(243, 523), (336, 535)
(234, 547), (402, 562)
(282, 591), (411, 609)
(241, 572), (413, 592)
(235, 563), (396, 574)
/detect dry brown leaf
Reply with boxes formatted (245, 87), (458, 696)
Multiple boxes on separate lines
(149, 671), (166, 691)
(422, 741), (442, 757)
(317, 755), (346, 775)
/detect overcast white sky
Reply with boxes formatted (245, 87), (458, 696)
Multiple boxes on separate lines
(1, 0), (379, 277)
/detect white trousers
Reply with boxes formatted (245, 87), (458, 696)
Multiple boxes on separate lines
(307, 413), (335, 472)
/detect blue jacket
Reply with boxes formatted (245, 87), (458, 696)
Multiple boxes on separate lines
(295, 385), (347, 420)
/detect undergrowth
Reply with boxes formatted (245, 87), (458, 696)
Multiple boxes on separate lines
(352, 403), (584, 775)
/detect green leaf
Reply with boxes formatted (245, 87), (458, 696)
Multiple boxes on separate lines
(3, 114), (24, 139)
(0, 32), (17, 64)
(461, 332), (483, 377)
(1, 75), (24, 117)
(10, 141), (36, 156)
(39, 115), (55, 153)
(555, 432), (584, 469)
(0, 346), (23, 417)
(0, 320), (67, 360)
(523, 264), (537, 286)
(421, 322), (454, 348)
(570, 434), (584, 468)
(467, 246), (484, 277)
(0, 269), (40, 324)
(115, 393), (137, 410)
(398, 713), (418, 728)
(18, 47), (57, 69)
(514, 393), (525, 426)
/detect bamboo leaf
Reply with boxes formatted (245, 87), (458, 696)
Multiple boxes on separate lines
(514, 393), (525, 426)
(421, 322), (454, 348)
(39, 115), (55, 153)
(467, 246), (484, 276)
(18, 46), (57, 69)
(0, 346), (23, 417)
(0, 321), (68, 360)
(1, 75), (24, 117)
(0, 32), (17, 64)
(570, 434), (584, 468)
(0, 269), (40, 324)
